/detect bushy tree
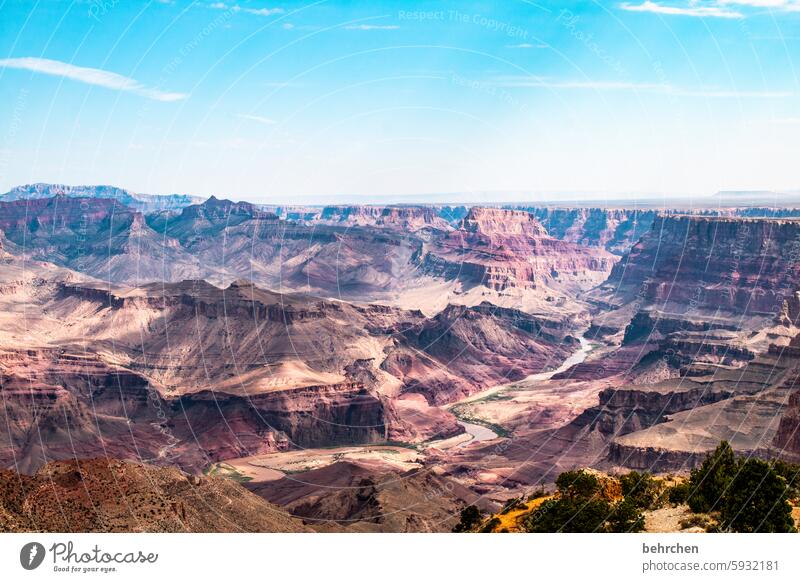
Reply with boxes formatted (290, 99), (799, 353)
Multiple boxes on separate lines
(619, 470), (662, 510)
(524, 468), (645, 533)
(524, 496), (645, 533)
(720, 459), (795, 533)
(452, 505), (483, 532)
(667, 481), (691, 505)
(555, 470), (601, 500)
(607, 498), (646, 532)
(769, 460), (800, 500)
(687, 441), (737, 513)
(524, 497), (611, 533)
(499, 497), (524, 515)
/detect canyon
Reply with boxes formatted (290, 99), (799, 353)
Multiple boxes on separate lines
(2, 183), (800, 532)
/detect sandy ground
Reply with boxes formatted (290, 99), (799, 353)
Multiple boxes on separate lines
(423, 431), (474, 450)
(218, 445), (423, 482)
(370, 277), (596, 319)
(449, 335), (597, 408)
(446, 335), (608, 433)
(453, 378), (613, 433)
(644, 506), (705, 533)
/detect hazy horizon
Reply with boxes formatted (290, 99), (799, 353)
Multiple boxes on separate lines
(7, 181), (800, 208)
(2, 1), (799, 203)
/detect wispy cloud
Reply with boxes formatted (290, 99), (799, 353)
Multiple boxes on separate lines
(236, 113), (277, 125)
(244, 7), (284, 16)
(209, 3), (284, 16)
(721, 0), (800, 10)
(344, 24), (399, 30)
(620, 0), (800, 17)
(620, 1), (744, 18)
(0, 57), (187, 102)
(491, 75), (794, 97)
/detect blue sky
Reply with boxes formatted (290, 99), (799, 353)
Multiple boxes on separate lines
(0, 0), (799, 203)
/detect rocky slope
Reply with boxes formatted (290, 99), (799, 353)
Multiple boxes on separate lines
(315, 205), (453, 232)
(0, 273), (580, 472)
(582, 214), (800, 383)
(424, 207), (616, 293)
(1, 183), (204, 212)
(381, 302), (577, 404)
(570, 343), (800, 472)
(0, 195), (196, 283)
(596, 215), (800, 316)
(0, 342), (388, 473)
(0, 458), (308, 532)
(514, 207), (658, 254)
(0, 195), (617, 323)
(249, 460), (486, 532)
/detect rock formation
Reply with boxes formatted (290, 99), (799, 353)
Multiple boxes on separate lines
(0, 458), (308, 532)
(249, 460), (486, 532)
(514, 206), (658, 254)
(424, 207), (616, 293)
(1, 183), (204, 212)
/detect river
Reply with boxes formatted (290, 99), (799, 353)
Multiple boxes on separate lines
(453, 333), (595, 446)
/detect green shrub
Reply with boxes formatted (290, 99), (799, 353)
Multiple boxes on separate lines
(526, 488), (548, 501)
(607, 498), (646, 532)
(680, 441), (797, 533)
(619, 471), (663, 510)
(523, 478), (645, 533)
(668, 482), (691, 505)
(769, 460), (800, 500)
(524, 497), (611, 532)
(555, 470), (601, 500)
(452, 505), (483, 532)
(687, 441), (737, 513)
(720, 458), (795, 533)
(679, 513), (714, 530)
(499, 497), (524, 514)
(479, 517), (501, 533)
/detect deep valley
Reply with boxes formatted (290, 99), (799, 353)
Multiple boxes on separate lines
(2, 184), (800, 532)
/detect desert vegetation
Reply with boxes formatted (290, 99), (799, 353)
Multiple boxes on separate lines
(673, 441), (797, 533)
(453, 442), (800, 533)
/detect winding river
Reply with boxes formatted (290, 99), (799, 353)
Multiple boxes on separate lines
(452, 333), (595, 446)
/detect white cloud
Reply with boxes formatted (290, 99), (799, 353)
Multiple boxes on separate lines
(721, 0), (800, 9)
(620, 0), (800, 16)
(236, 113), (277, 125)
(619, 1), (744, 18)
(208, 3), (284, 16)
(243, 7), (284, 16)
(0, 57), (187, 102)
(344, 24), (400, 30)
(491, 75), (793, 97)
